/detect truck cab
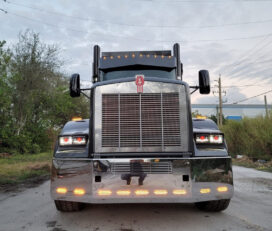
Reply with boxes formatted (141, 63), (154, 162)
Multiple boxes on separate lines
(51, 44), (233, 212)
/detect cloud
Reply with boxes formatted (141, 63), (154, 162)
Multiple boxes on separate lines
(1, 0), (272, 103)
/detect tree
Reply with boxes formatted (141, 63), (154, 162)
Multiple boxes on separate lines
(0, 30), (89, 154)
(0, 41), (14, 151)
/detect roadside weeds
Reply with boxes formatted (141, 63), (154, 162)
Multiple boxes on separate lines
(0, 152), (51, 192)
(232, 156), (272, 173)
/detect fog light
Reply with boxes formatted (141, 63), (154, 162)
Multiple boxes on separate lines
(154, 189), (168, 195)
(200, 188), (211, 194)
(74, 188), (85, 195)
(173, 189), (187, 195)
(56, 187), (67, 194)
(135, 189), (149, 195)
(116, 190), (131, 196)
(217, 186), (228, 192)
(98, 189), (112, 196)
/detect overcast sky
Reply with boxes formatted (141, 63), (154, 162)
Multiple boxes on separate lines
(1, 0), (272, 104)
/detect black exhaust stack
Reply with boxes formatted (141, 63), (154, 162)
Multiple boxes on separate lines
(173, 43), (182, 80)
(93, 45), (100, 83)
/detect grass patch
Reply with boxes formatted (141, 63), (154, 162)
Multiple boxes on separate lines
(0, 152), (52, 186)
(232, 156), (272, 173)
(221, 116), (272, 161)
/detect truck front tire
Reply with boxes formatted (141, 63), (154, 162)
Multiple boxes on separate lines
(54, 200), (84, 212)
(195, 199), (230, 212)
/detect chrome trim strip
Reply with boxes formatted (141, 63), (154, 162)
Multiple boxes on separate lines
(139, 94), (142, 148)
(160, 92), (164, 149)
(52, 156), (231, 161)
(118, 94), (121, 150)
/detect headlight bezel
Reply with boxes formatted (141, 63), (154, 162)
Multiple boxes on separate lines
(194, 133), (224, 145)
(59, 135), (88, 147)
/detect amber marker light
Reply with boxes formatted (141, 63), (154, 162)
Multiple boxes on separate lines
(116, 190), (131, 196)
(56, 187), (67, 194)
(173, 189), (187, 195)
(200, 188), (211, 194)
(135, 189), (149, 196)
(103, 56), (106, 60)
(117, 55), (121, 59)
(73, 188), (85, 196)
(217, 186), (228, 192)
(98, 189), (112, 196)
(154, 189), (168, 195)
(72, 117), (82, 121)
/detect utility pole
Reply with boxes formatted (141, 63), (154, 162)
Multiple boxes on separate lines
(264, 95), (269, 118)
(213, 75), (225, 126)
(216, 105), (219, 126)
(218, 75), (223, 126)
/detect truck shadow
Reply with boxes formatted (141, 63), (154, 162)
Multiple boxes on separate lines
(54, 203), (229, 231)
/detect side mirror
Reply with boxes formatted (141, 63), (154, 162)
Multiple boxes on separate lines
(70, 73), (81, 97)
(199, 70), (210, 94)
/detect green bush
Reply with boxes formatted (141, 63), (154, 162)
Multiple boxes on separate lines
(221, 116), (272, 161)
(0, 31), (89, 155)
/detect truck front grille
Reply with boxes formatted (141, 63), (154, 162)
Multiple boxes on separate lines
(102, 93), (181, 148)
(111, 161), (172, 174)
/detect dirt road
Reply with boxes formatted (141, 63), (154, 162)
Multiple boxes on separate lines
(0, 166), (271, 231)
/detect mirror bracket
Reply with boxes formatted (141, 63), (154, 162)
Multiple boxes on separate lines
(189, 86), (199, 94)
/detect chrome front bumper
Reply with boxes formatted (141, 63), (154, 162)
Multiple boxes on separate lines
(51, 157), (233, 203)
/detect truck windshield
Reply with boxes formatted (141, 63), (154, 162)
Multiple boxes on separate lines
(101, 69), (176, 81)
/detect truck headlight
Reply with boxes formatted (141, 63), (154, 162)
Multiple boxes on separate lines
(59, 136), (73, 146)
(195, 134), (223, 144)
(210, 134), (223, 144)
(59, 136), (87, 146)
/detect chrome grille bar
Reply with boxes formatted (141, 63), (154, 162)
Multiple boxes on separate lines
(102, 93), (180, 148)
(111, 162), (173, 174)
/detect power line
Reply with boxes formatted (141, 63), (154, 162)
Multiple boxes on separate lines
(130, 0), (272, 2)
(211, 84), (268, 88)
(7, 11), (86, 34)
(219, 36), (272, 79)
(4, 0), (272, 29)
(232, 89), (272, 104)
(218, 35), (272, 75)
(2, 8), (272, 43)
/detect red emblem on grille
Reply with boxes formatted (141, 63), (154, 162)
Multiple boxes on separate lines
(135, 75), (144, 93)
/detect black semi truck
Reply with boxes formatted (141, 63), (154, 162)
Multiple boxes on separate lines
(51, 43), (233, 212)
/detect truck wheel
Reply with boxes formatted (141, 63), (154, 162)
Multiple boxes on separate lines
(54, 200), (84, 212)
(195, 199), (230, 212)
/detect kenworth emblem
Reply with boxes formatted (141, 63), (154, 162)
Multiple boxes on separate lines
(135, 75), (144, 93)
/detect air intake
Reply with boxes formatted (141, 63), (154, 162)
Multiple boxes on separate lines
(102, 93), (181, 148)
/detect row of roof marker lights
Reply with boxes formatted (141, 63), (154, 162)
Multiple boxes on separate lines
(103, 54), (173, 60)
(56, 186), (228, 196)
